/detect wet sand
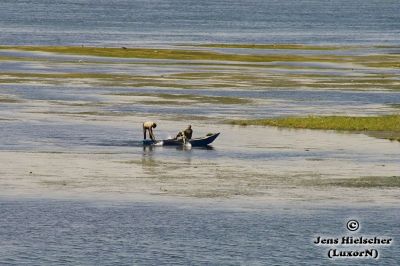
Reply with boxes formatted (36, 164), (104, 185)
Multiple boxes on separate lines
(0, 45), (400, 207)
(1, 118), (399, 206)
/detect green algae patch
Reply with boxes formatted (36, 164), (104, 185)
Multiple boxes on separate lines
(230, 115), (400, 131)
(0, 45), (344, 63)
(40, 180), (68, 186)
(0, 55), (32, 61)
(353, 54), (400, 68)
(366, 131), (400, 142)
(0, 72), (236, 89)
(230, 115), (400, 141)
(1, 45), (399, 69)
(301, 176), (400, 188)
(0, 72), (140, 79)
(0, 95), (22, 103)
(188, 43), (348, 50)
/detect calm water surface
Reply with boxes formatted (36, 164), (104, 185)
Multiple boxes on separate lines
(1, 0), (400, 46)
(0, 199), (399, 265)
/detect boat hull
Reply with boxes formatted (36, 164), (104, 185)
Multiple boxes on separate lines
(143, 133), (220, 147)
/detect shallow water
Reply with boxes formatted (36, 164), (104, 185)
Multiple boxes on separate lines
(0, 199), (398, 265)
(1, 115), (400, 203)
(1, 0), (400, 46)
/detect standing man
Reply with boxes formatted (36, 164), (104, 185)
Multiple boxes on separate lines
(143, 121), (157, 141)
(183, 125), (193, 140)
(175, 125), (193, 143)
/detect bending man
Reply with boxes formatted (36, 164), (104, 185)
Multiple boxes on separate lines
(143, 121), (157, 141)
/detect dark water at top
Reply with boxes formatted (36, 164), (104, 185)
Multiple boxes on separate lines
(1, 0), (400, 46)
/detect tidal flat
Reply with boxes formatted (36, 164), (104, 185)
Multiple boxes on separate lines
(0, 44), (400, 206)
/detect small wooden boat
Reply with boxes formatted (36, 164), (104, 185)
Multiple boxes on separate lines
(143, 133), (220, 147)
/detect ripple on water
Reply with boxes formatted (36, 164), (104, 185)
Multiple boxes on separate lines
(0, 199), (399, 265)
